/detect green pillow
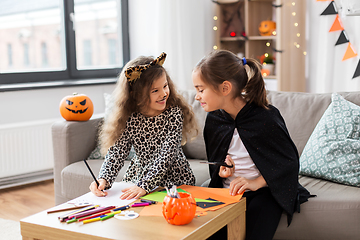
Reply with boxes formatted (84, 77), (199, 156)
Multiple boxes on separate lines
(299, 93), (360, 187)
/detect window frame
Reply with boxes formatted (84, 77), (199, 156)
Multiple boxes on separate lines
(0, 0), (129, 86)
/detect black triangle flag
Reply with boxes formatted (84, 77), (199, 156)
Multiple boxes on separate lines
(335, 31), (349, 46)
(353, 60), (360, 79)
(321, 1), (338, 15)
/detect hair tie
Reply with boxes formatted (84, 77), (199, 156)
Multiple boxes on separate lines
(242, 57), (247, 66)
(125, 52), (167, 84)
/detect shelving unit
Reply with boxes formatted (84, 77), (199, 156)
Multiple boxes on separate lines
(214, 0), (282, 90)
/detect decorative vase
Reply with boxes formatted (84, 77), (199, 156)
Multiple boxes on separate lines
(162, 192), (196, 225)
(262, 63), (275, 76)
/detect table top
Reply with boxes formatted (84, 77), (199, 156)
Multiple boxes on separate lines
(20, 198), (246, 240)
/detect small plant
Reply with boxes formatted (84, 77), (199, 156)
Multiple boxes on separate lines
(258, 53), (275, 64)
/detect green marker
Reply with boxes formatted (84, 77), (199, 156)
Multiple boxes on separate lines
(66, 218), (77, 224)
(100, 213), (114, 221)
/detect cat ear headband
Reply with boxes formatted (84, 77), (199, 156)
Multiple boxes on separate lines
(125, 52), (167, 84)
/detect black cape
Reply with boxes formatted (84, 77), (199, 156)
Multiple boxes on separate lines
(204, 102), (311, 225)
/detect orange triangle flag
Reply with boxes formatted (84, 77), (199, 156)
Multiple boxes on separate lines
(329, 15), (344, 32)
(343, 43), (358, 61)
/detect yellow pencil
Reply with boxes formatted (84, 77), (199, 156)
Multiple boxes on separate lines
(82, 210), (123, 224)
(111, 210), (122, 215)
(82, 217), (101, 224)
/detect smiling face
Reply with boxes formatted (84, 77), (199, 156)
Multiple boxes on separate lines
(141, 72), (170, 117)
(192, 69), (223, 112)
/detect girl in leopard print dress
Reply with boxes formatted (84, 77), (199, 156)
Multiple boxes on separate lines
(89, 53), (198, 199)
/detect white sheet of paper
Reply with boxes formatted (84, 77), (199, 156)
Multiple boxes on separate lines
(67, 182), (137, 207)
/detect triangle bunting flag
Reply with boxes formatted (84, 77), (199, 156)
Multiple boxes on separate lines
(335, 31), (349, 46)
(352, 60), (360, 79)
(329, 15), (344, 32)
(343, 43), (358, 61)
(321, 1), (338, 15)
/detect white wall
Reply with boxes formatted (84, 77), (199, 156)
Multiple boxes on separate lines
(0, 84), (116, 125)
(128, 0), (215, 90)
(307, 0), (360, 93)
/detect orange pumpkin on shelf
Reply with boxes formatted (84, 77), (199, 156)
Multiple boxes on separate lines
(59, 93), (94, 121)
(162, 192), (196, 225)
(259, 20), (276, 36)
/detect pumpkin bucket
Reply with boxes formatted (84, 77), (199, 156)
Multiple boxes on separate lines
(162, 192), (196, 225)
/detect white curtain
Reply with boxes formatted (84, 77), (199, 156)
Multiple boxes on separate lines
(128, 0), (215, 90)
(307, 0), (360, 93)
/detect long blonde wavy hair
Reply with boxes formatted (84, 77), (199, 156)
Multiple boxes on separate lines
(99, 55), (198, 155)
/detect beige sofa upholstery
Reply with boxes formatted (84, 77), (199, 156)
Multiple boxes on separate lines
(52, 90), (360, 239)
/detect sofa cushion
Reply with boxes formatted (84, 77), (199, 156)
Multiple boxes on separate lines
(299, 93), (360, 187)
(274, 175), (360, 240)
(61, 160), (129, 200)
(180, 89), (207, 160)
(267, 91), (360, 156)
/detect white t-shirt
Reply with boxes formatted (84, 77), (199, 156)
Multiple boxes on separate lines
(223, 128), (261, 188)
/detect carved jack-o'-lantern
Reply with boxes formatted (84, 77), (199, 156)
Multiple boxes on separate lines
(59, 93), (94, 121)
(259, 20), (276, 36)
(162, 192), (196, 225)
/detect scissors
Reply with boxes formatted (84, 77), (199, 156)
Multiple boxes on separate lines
(200, 161), (234, 168)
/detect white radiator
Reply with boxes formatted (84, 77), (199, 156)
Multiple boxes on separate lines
(0, 120), (55, 189)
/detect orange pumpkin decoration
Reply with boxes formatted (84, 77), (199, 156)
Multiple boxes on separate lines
(59, 93), (94, 121)
(162, 192), (196, 225)
(259, 20), (276, 36)
(261, 69), (271, 77)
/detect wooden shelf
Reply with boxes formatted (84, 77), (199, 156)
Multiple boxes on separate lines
(263, 75), (276, 79)
(248, 35), (276, 40)
(215, 0), (281, 90)
(220, 36), (247, 42)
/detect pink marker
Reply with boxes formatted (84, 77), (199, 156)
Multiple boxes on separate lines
(131, 202), (150, 207)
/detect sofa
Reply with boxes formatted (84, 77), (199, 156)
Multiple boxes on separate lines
(52, 90), (360, 240)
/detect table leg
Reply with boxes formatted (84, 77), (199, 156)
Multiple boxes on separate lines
(227, 211), (246, 240)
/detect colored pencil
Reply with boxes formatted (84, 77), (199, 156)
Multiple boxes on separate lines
(47, 204), (92, 214)
(59, 205), (97, 222)
(69, 206), (116, 219)
(77, 209), (113, 221)
(83, 159), (105, 194)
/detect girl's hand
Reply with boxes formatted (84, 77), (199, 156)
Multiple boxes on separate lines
(229, 175), (267, 196)
(120, 186), (146, 200)
(219, 155), (235, 178)
(89, 179), (108, 197)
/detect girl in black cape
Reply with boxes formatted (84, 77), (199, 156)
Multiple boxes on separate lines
(192, 50), (311, 240)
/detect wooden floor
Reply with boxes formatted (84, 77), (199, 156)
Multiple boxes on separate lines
(0, 180), (55, 221)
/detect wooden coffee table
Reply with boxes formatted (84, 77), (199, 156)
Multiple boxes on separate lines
(20, 198), (246, 240)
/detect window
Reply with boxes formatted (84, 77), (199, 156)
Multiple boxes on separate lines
(41, 42), (48, 67)
(7, 44), (12, 67)
(108, 39), (117, 65)
(83, 40), (92, 66)
(0, 0), (129, 86)
(23, 43), (30, 67)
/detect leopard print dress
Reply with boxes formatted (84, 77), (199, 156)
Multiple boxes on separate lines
(98, 105), (196, 193)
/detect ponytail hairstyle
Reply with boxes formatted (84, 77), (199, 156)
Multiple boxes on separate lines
(194, 49), (268, 108)
(99, 54), (198, 155)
